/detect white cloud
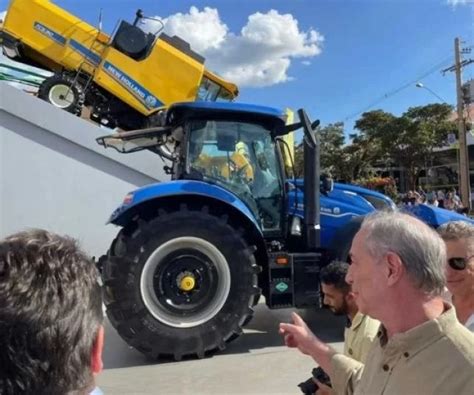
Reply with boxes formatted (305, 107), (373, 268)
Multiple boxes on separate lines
(447, 0), (472, 5)
(0, 10), (6, 21)
(140, 7), (323, 88)
(302, 60), (311, 66)
(140, 7), (228, 54)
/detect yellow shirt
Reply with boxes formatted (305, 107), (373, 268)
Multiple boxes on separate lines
(331, 305), (474, 395)
(343, 312), (380, 364)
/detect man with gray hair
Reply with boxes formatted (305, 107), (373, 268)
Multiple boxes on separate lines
(280, 211), (474, 395)
(438, 220), (474, 331)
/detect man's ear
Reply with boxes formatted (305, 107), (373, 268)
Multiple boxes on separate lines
(385, 252), (404, 286)
(91, 325), (104, 374)
(345, 290), (358, 311)
(346, 291), (356, 304)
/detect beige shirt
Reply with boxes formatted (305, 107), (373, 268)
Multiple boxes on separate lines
(331, 305), (474, 395)
(343, 312), (380, 363)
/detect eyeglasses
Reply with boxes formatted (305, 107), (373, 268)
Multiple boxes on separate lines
(448, 255), (474, 271)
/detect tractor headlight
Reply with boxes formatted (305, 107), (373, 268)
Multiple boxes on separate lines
(290, 216), (302, 236)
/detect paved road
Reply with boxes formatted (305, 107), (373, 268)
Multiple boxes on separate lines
(98, 304), (345, 395)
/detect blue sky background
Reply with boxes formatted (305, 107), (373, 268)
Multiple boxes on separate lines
(1, 0), (473, 137)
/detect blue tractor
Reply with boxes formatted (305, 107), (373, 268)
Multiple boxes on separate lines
(97, 101), (471, 360)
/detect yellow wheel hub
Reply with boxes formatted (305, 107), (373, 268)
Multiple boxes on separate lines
(179, 275), (196, 291)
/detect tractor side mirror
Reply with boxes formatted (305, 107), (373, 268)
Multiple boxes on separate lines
(320, 174), (334, 194)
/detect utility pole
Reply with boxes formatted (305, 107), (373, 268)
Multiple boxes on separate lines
(454, 38), (471, 210)
(443, 39), (474, 209)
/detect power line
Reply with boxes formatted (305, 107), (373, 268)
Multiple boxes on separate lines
(343, 55), (453, 122)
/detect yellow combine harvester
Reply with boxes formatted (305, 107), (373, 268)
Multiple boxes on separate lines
(0, 0), (239, 129)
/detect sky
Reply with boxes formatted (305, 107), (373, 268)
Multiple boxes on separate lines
(1, 0), (474, 137)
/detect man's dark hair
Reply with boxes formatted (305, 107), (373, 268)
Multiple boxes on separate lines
(320, 260), (350, 292)
(0, 229), (103, 395)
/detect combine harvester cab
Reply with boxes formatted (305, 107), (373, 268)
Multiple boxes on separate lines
(0, 0), (238, 129)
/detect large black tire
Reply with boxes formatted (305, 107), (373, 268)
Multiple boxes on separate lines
(38, 74), (84, 115)
(102, 205), (261, 360)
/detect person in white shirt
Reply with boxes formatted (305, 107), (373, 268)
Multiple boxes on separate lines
(438, 221), (474, 331)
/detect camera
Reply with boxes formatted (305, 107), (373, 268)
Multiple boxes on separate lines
(297, 367), (331, 395)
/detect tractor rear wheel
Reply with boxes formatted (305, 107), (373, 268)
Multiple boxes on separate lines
(102, 205), (261, 360)
(38, 74), (84, 115)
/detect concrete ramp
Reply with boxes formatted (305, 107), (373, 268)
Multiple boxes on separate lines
(0, 82), (167, 257)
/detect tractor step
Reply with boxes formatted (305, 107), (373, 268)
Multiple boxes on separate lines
(267, 252), (323, 309)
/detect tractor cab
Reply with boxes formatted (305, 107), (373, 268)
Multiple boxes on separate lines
(98, 102), (291, 235)
(185, 118), (283, 232)
(97, 101), (327, 242)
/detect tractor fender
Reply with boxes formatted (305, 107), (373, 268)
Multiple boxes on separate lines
(108, 180), (263, 236)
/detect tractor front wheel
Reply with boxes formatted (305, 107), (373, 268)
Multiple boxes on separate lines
(102, 205), (261, 360)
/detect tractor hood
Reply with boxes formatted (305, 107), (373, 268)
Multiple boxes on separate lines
(332, 183), (474, 227)
(333, 183), (396, 210)
(291, 179), (474, 232)
(293, 180), (395, 210)
(288, 181), (376, 248)
(404, 203), (474, 227)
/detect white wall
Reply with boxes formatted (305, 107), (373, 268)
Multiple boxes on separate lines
(0, 83), (168, 258)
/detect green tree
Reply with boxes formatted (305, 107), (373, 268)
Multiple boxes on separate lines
(294, 122), (346, 178)
(319, 122), (345, 174)
(355, 104), (456, 190)
(294, 104), (456, 190)
(343, 110), (393, 181)
(294, 119), (384, 182)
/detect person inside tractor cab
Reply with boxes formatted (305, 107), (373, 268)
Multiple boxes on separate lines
(220, 140), (254, 183)
(247, 138), (281, 230)
(250, 140), (278, 197)
(189, 122), (254, 185)
(187, 120), (282, 230)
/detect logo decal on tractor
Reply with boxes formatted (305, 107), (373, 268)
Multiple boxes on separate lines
(33, 22), (66, 46)
(103, 61), (162, 110)
(145, 95), (158, 108)
(276, 282), (289, 292)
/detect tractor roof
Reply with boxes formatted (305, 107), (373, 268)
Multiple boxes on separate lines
(166, 101), (288, 129)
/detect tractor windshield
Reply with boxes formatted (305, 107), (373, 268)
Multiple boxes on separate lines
(187, 120), (283, 232)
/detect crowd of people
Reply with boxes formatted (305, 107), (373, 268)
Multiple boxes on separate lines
(400, 186), (468, 214)
(1, 211), (474, 394)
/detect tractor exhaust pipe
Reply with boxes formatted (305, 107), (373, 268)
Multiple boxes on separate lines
(298, 109), (321, 251)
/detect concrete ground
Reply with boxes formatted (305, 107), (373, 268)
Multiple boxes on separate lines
(98, 304), (345, 395)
